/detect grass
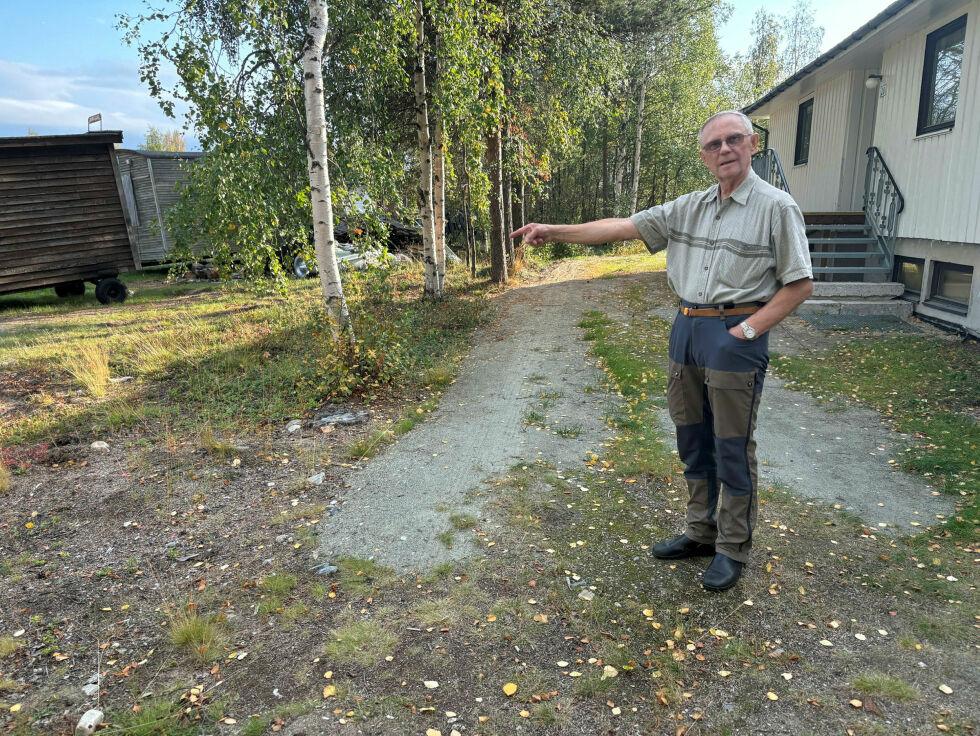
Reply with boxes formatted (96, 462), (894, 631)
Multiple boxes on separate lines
(0, 263), (487, 447)
(62, 342), (111, 398)
(167, 610), (228, 664)
(0, 637), (20, 657)
(449, 512), (476, 530)
(323, 618), (398, 667)
(0, 463), (9, 494)
(260, 573), (297, 595)
(852, 672), (918, 702)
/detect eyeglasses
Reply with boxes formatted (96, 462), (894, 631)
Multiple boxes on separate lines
(701, 133), (748, 153)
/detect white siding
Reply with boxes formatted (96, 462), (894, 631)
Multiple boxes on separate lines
(874, 0), (980, 243)
(765, 70), (867, 211)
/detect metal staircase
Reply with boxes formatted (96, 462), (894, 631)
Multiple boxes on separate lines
(751, 147), (912, 319)
(752, 147), (905, 282)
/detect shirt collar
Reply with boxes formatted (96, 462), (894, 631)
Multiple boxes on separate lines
(701, 168), (759, 206)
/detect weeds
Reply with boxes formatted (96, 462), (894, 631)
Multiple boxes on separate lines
(852, 672), (918, 702)
(323, 618), (398, 666)
(167, 609), (228, 664)
(63, 342), (110, 398)
(0, 462), (9, 494)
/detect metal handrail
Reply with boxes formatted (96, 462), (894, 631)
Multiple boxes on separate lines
(751, 149), (790, 194)
(863, 146), (905, 269)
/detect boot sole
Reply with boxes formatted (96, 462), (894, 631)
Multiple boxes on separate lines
(652, 547), (715, 560)
(702, 577), (741, 592)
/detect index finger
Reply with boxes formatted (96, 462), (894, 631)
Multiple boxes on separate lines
(509, 223), (533, 239)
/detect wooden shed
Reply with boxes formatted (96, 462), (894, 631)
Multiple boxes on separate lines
(0, 131), (138, 302)
(116, 149), (205, 264)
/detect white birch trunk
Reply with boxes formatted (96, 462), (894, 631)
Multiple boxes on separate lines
(304, 0), (351, 338)
(630, 73), (648, 215)
(413, 0), (440, 298)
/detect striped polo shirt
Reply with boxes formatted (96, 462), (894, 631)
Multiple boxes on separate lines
(630, 169), (812, 305)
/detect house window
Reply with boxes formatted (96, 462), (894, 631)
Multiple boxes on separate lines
(794, 98), (813, 165)
(894, 256), (925, 298)
(917, 15), (967, 135)
(927, 261), (973, 314)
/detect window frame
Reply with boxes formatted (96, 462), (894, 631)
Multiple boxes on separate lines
(926, 260), (973, 315)
(794, 97), (814, 166)
(893, 255), (925, 300)
(916, 14), (968, 136)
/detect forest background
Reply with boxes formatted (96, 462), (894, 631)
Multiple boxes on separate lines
(119, 0), (826, 297)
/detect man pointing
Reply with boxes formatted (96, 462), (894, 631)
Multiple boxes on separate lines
(511, 110), (813, 591)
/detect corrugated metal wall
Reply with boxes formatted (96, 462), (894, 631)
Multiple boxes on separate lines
(767, 70), (864, 212)
(0, 141), (135, 294)
(874, 0), (980, 243)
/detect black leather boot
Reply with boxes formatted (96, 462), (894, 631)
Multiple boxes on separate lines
(652, 534), (715, 560)
(702, 553), (744, 591)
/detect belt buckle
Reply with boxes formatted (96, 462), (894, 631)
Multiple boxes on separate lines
(717, 304), (726, 318)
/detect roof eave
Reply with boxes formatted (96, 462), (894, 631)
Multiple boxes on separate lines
(742, 0), (918, 115)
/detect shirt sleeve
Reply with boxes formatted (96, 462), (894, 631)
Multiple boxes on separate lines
(771, 202), (813, 284)
(630, 203), (670, 255)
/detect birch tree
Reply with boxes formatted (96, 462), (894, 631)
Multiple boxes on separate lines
(304, 0), (352, 336)
(413, 0), (442, 298)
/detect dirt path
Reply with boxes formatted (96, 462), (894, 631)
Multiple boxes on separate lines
(321, 264), (953, 573)
(318, 266), (614, 571)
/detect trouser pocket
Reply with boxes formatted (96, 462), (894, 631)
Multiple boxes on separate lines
(667, 361), (703, 426)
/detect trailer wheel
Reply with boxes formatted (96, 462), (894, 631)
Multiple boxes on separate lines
(54, 281), (86, 298)
(95, 278), (128, 305)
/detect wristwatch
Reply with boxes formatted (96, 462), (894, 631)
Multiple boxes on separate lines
(739, 321), (757, 340)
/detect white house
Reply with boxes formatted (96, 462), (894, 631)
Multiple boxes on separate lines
(744, 0), (979, 336)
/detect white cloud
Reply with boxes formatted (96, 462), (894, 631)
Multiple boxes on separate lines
(0, 58), (196, 147)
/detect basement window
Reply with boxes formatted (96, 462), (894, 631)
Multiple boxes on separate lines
(917, 15), (967, 135)
(794, 98), (814, 165)
(926, 260), (972, 314)
(894, 256), (925, 299)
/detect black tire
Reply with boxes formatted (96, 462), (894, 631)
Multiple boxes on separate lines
(95, 278), (127, 305)
(54, 281), (86, 298)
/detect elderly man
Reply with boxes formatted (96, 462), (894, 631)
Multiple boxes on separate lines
(511, 110), (813, 591)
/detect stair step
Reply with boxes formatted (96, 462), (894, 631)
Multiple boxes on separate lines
(813, 265), (893, 273)
(809, 251), (884, 259)
(811, 281), (905, 298)
(808, 237), (877, 244)
(805, 224), (868, 231)
(801, 298), (913, 318)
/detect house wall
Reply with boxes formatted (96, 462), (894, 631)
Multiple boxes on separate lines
(765, 69), (872, 212)
(875, 0), (980, 333)
(873, 0), (980, 244)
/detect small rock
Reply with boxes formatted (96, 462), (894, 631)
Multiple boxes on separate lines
(314, 410), (369, 426)
(307, 472), (325, 485)
(108, 376), (134, 383)
(285, 420), (303, 434)
(90, 441), (110, 453)
(75, 709), (104, 736)
(314, 563), (338, 575)
(276, 534), (290, 544)
(82, 683), (99, 697)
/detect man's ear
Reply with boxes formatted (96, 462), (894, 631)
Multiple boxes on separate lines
(750, 133), (760, 149)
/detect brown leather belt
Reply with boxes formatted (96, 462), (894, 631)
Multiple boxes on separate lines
(680, 304), (763, 317)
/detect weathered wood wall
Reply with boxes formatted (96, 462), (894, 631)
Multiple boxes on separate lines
(117, 150), (204, 264)
(0, 132), (136, 296)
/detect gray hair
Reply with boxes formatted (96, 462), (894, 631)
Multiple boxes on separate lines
(698, 111), (754, 146)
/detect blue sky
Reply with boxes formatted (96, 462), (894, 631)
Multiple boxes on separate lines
(0, 0), (895, 151)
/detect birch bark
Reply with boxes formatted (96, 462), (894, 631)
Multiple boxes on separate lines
(304, 0), (351, 339)
(413, 0), (440, 298)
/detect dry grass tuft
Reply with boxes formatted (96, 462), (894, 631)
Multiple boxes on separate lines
(63, 343), (110, 397)
(0, 463), (10, 494)
(168, 610), (228, 664)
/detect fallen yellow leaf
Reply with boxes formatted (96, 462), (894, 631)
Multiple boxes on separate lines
(9, 704), (22, 713)
(766, 692), (778, 701)
(502, 682), (518, 696)
(323, 685), (336, 698)
(849, 699), (863, 707)
(938, 684), (953, 694)
(519, 710), (530, 718)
